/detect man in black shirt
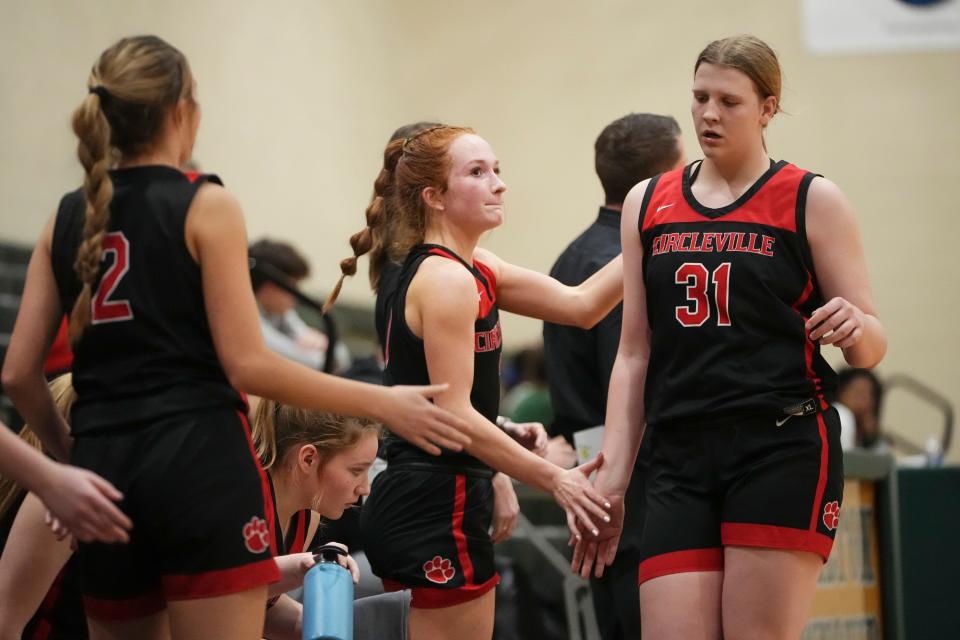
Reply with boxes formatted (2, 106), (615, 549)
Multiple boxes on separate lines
(543, 113), (684, 639)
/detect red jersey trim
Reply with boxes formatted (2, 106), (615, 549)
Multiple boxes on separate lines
(790, 275), (828, 408)
(180, 171), (224, 186)
(642, 161), (807, 232)
(426, 247), (497, 319)
(290, 510), (308, 554)
(638, 548), (724, 585)
(383, 574), (500, 609)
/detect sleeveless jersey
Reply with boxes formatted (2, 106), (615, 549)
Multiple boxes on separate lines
(640, 160), (836, 427)
(50, 165), (243, 435)
(379, 244), (501, 472)
(267, 474), (312, 607)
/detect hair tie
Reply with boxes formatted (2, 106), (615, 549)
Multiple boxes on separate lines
(88, 86), (110, 101)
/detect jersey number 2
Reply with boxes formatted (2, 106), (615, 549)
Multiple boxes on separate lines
(675, 262), (731, 327)
(91, 232), (134, 324)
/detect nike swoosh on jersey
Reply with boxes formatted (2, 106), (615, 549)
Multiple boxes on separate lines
(656, 203), (675, 212)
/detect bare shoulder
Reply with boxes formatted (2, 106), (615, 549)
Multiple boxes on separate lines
(410, 256), (479, 320)
(806, 176), (858, 237)
(190, 182), (242, 218)
(416, 256), (478, 299)
(184, 183), (247, 260)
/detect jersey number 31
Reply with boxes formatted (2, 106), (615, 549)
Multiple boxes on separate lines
(675, 262), (731, 327)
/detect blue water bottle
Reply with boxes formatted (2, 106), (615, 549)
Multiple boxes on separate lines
(302, 544), (353, 640)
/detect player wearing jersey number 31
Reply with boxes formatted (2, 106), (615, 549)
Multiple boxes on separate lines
(574, 35), (886, 640)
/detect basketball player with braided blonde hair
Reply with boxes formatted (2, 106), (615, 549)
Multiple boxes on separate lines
(2, 35), (469, 639)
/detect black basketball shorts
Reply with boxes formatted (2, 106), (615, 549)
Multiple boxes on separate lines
(71, 408), (280, 620)
(637, 407), (844, 584)
(360, 464), (499, 608)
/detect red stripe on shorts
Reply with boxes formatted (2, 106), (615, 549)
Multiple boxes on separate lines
(452, 474), (475, 584)
(237, 410), (278, 556)
(721, 523), (833, 561)
(809, 411), (829, 533)
(162, 557), (280, 600)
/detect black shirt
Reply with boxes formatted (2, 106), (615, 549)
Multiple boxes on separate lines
(378, 244), (501, 473)
(640, 160), (835, 426)
(543, 206), (648, 557)
(50, 166), (243, 434)
(543, 207), (623, 442)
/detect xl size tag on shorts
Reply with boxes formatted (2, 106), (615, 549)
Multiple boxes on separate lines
(782, 398), (817, 418)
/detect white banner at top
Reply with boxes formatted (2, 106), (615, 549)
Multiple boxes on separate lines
(804, 0), (960, 54)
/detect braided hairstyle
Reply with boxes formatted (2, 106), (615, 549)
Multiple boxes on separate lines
(68, 35), (195, 344)
(324, 124), (473, 311)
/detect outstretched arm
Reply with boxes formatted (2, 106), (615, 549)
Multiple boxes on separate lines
(573, 179), (652, 578)
(410, 257), (610, 536)
(185, 184), (471, 456)
(474, 247), (622, 329)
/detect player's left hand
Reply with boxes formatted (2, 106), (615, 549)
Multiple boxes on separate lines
(806, 296), (866, 349)
(490, 472), (520, 543)
(501, 419), (549, 457)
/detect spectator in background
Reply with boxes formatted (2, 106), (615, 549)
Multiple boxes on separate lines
(835, 368), (885, 451)
(544, 112), (684, 640)
(501, 346), (553, 427)
(249, 238), (349, 371)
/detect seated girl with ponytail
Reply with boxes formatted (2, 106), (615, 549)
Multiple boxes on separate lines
(252, 398), (411, 640)
(252, 399), (370, 634)
(326, 125), (623, 640)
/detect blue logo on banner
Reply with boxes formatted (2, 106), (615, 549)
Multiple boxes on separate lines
(898, 0), (948, 6)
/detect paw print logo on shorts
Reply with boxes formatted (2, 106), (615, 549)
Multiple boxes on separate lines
(423, 555), (456, 584)
(822, 501), (840, 531)
(243, 516), (271, 554)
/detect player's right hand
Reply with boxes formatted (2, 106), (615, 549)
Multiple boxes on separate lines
(40, 463), (132, 544)
(384, 384), (472, 456)
(570, 467), (625, 579)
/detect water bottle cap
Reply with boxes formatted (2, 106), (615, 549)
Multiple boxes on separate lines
(313, 543), (348, 564)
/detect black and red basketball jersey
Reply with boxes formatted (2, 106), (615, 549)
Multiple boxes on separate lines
(379, 244), (501, 471)
(50, 165), (243, 435)
(640, 160), (836, 427)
